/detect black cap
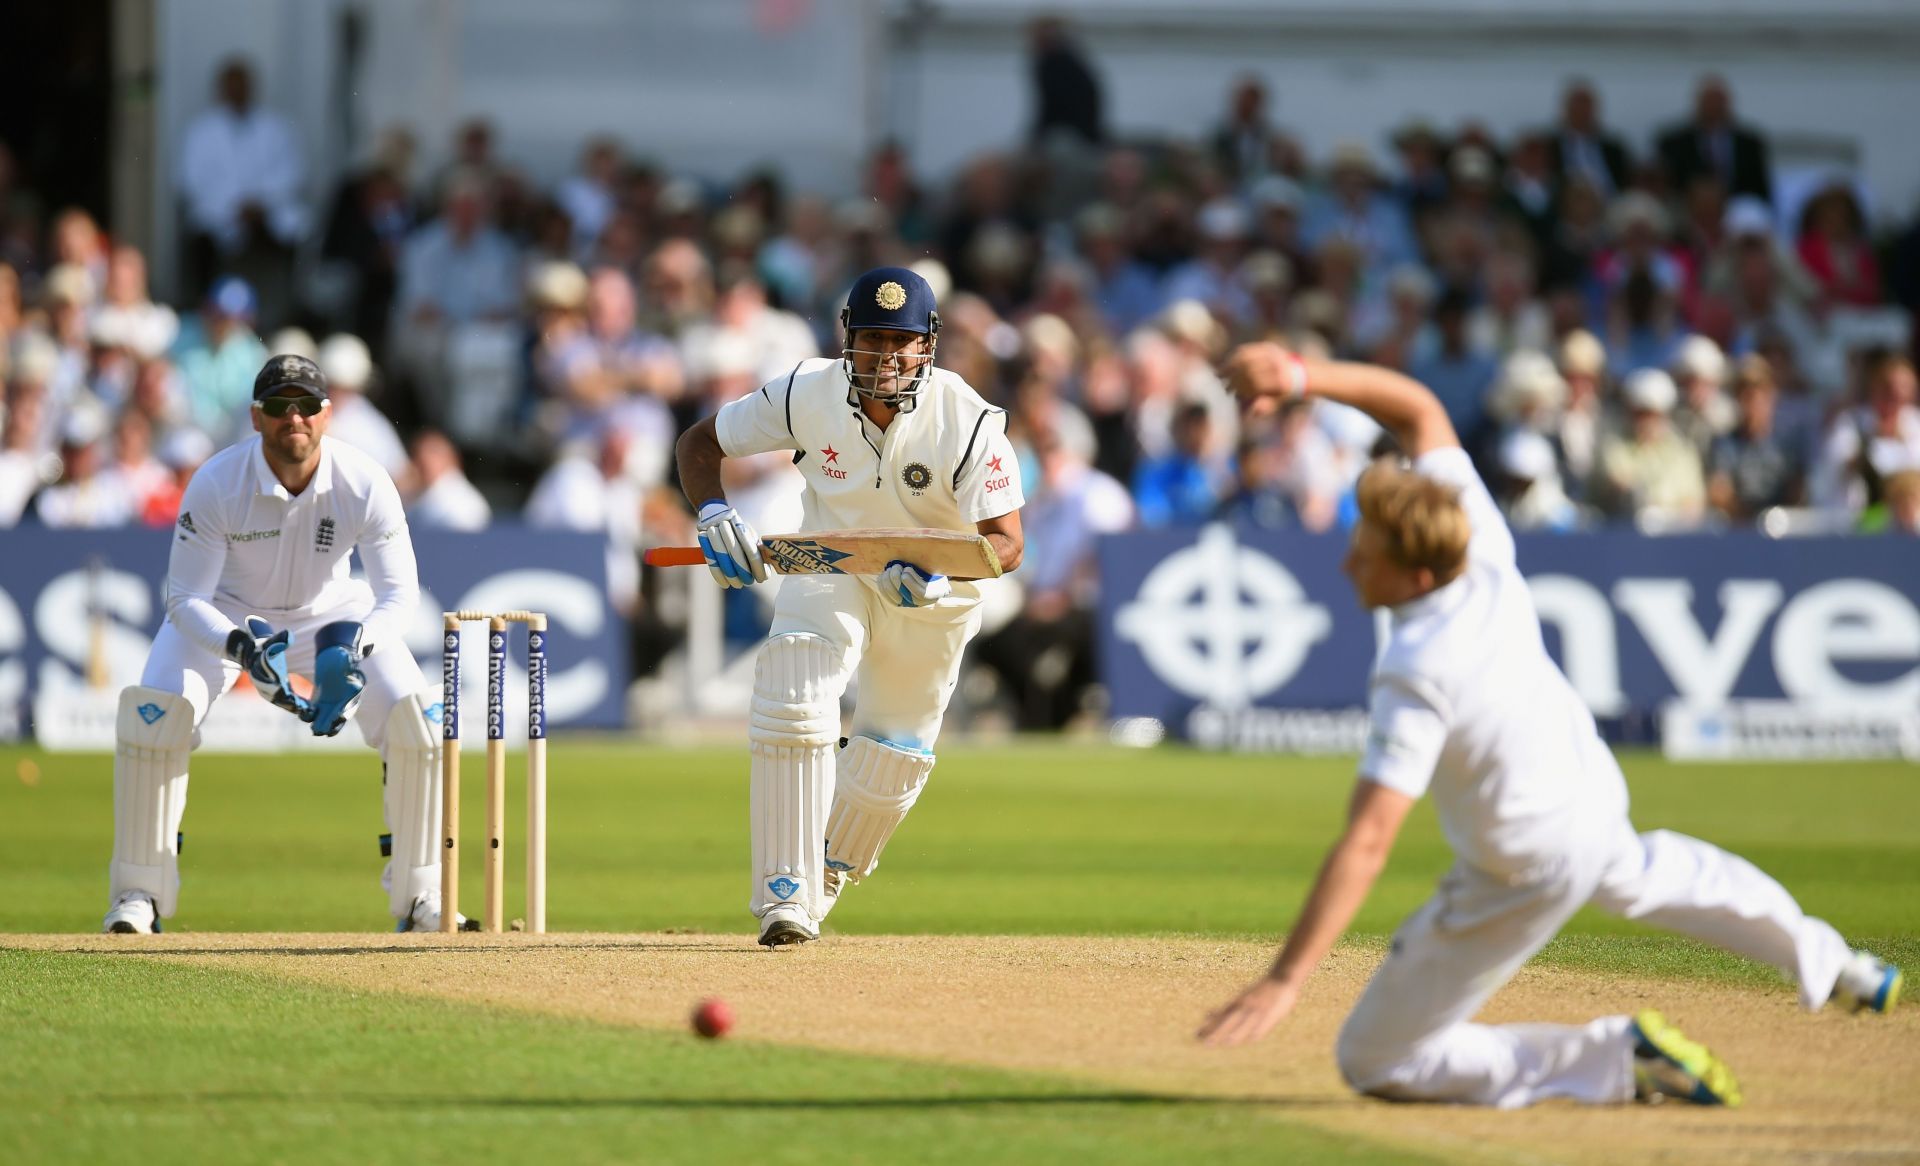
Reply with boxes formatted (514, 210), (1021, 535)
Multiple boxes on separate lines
(252, 354), (329, 401)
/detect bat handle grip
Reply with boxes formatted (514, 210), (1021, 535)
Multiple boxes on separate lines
(643, 546), (709, 567)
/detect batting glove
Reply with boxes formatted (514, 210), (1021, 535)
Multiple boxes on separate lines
(880, 560), (952, 608)
(225, 616), (312, 719)
(696, 500), (769, 589)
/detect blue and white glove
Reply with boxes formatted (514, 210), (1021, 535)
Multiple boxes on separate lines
(880, 560), (952, 608)
(226, 616), (312, 719)
(304, 620), (370, 737)
(696, 500), (770, 589)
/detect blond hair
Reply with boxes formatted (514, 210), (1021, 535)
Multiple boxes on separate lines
(1355, 464), (1472, 583)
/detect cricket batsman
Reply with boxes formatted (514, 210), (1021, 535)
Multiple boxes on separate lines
(102, 354), (463, 933)
(674, 267), (1025, 946)
(1198, 344), (1901, 1107)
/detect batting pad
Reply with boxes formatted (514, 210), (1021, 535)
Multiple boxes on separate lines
(749, 634), (844, 919)
(824, 735), (935, 882)
(381, 694), (442, 919)
(111, 686), (194, 917)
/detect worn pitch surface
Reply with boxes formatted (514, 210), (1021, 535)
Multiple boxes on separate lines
(10, 932), (1913, 1165)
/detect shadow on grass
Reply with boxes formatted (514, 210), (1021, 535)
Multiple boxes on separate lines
(89, 1090), (1352, 1111)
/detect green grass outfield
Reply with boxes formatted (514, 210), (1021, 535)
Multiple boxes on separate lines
(3, 742), (1915, 1164)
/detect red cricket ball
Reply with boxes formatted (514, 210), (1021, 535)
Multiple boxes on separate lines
(691, 997), (735, 1039)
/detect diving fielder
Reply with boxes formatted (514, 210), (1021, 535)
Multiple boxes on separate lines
(103, 355), (460, 933)
(1199, 345), (1901, 1107)
(675, 267), (1025, 946)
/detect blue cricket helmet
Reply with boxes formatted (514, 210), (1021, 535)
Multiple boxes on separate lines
(841, 266), (941, 412)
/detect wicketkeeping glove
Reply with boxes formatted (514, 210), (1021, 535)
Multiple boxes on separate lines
(696, 499), (770, 589)
(879, 560), (952, 608)
(225, 616), (312, 719)
(304, 620), (371, 737)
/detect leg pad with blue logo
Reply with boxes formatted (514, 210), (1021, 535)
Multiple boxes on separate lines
(749, 634), (845, 924)
(824, 736), (935, 886)
(380, 694), (444, 920)
(111, 686), (194, 919)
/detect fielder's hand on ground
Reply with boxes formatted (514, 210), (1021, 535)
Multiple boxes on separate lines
(695, 500), (770, 589)
(1197, 976), (1300, 1047)
(880, 560), (952, 608)
(225, 616), (312, 719)
(305, 620), (370, 737)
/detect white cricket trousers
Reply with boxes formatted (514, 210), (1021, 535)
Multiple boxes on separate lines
(770, 575), (981, 748)
(1335, 818), (1856, 1108)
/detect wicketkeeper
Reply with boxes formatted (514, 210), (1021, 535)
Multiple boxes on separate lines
(675, 267), (1026, 946)
(103, 355), (463, 933)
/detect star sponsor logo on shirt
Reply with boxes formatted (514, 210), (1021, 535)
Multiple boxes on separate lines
(314, 516), (336, 552)
(819, 444), (848, 480)
(901, 461), (933, 495)
(984, 453), (1010, 493)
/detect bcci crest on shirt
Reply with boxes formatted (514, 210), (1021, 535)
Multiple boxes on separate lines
(901, 462), (933, 495)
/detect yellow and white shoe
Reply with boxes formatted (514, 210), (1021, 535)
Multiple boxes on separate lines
(1631, 1010), (1743, 1107)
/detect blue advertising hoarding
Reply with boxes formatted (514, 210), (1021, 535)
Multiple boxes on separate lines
(1097, 525), (1920, 748)
(0, 527), (625, 741)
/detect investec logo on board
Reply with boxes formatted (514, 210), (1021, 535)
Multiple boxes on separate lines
(527, 630), (547, 740)
(441, 631), (460, 738)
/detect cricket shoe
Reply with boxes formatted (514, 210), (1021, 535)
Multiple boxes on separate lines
(1831, 950), (1902, 1014)
(102, 892), (160, 934)
(396, 897), (480, 933)
(1630, 1010), (1742, 1107)
(817, 866), (849, 921)
(757, 904), (819, 948)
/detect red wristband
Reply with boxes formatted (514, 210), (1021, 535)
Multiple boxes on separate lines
(1280, 350), (1309, 397)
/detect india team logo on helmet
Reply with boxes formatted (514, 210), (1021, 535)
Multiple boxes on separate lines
(842, 266), (940, 412)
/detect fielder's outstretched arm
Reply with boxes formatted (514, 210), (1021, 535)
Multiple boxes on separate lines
(1222, 344), (1459, 459)
(1197, 779), (1415, 1047)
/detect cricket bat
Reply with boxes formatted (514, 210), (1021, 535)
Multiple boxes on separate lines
(645, 528), (1003, 579)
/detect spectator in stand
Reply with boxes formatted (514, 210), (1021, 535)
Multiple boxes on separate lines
(640, 237), (714, 339)
(1598, 191), (1689, 305)
(404, 429), (492, 532)
(1814, 349), (1920, 515)
(682, 265), (816, 386)
(319, 129), (416, 360)
(1216, 430), (1299, 530)
(525, 428), (643, 616)
(394, 169), (521, 330)
(1879, 469), (1920, 535)
(432, 119), (501, 206)
(0, 386), (53, 525)
(557, 136), (623, 259)
(1165, 199), (1255, 326)
(975, 412), (1131, 730)
(1657, 75), (1773, 204)
(35, 403), (133, 528)
(1496, 427), (1586, 532)
(176, 58), (306, 319)
(1133, 400), (1229, 527)
(1410, 289), (1499, 443)
(1304, 144), (1417, 282)
(1541, 176), (1608, 294)
(1260, 397), (1343, 530)
(1028, 16), (1105, 147)
(1596, 369), (1707, 528)
(92, 246), (180, 365)
(1606, 268), (1689, 382)
(52, 209), (110, 293)
(863, 141), (931, 246)
(1707, 197), (1824, 379)
(1501, 132), (1559, 252)
(107, 407), (170, 519)
(39, 263), (95, 405)
(1213, 76), (1291, 187)
(138, 427), (213, 528)
(1795, 181), (1881, 307)
(1670, 334), (1736, 458)
(1389, 121), (1450, 221)
(1486, 350), (1570, 461)
(1549, 80), (1631, 198)
(1707, 354), (1804, 522)
(126, 355), (191, 440)
(171, 276), (268, 445)
(1076, 202), (1165, 336)
(316, 332), (408, 481)
(1467, 251), (1551, 358)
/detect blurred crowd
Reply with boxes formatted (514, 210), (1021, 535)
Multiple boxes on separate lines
(7, 42), (1920, 723)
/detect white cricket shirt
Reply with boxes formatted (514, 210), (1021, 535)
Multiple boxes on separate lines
(164, 435), (419, 657)
(1357, 446), (1628, 878)
(714, 359), (1024, 600)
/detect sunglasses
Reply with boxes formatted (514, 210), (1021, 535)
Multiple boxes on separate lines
(255, 395), (326, 418)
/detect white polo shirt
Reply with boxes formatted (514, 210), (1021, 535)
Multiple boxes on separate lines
(714, 359), (1024, 599)
(1357, 446), (1628, 878)
(163, 434), (419, 658)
